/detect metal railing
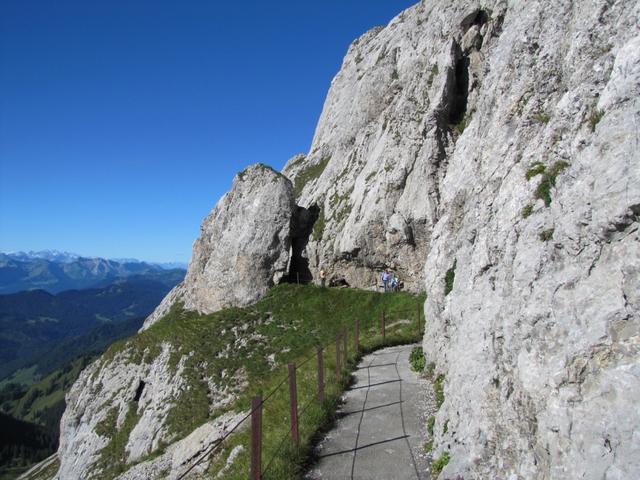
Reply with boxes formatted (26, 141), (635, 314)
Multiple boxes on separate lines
(176, 305), (423, 479)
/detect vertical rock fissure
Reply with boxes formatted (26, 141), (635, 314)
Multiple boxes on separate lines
(133, 380), (146, 403)
(448, 42), (470, 126)
(286, 204), (320, 284)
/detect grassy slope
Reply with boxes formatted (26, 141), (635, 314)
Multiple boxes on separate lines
(0, 356), (96, 478)
(1, 356), (93, 428)
(96, 284), (425, 479)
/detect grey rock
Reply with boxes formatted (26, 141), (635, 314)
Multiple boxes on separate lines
(415, 2), (640, 480)
(143, 163), (294, 329)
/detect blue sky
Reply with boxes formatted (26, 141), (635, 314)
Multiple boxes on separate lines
(0, 0), (416, 263)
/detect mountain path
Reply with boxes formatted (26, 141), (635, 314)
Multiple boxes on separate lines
(305, 344), (435, 480)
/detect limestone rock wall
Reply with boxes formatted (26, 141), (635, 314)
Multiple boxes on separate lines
(414, 1), (640, 479)
(283, 1), (504, 292)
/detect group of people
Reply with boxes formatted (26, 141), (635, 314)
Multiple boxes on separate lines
(317, 267), (402, 292)
(381, 269), (403, 292)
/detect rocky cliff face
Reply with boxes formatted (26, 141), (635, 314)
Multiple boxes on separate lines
(48, 0), (639, 478)
(289, 0), (639, 475)
(143, 164), (294, 329)
(409, 1), (639, 479)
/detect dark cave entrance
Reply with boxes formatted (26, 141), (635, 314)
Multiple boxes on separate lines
(133, 380), (146, 402)
(285, 204), (319, 284)
(448, 49), (470, 125)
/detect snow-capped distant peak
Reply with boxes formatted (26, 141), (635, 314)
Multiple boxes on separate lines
(4, 250), (81, 263)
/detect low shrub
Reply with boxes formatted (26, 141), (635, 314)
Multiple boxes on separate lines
(409, 346), (426, 372)
(434, 374), (445, 408)
(432, 452), (450, 475)
(589, 108), (605, 132)
(539, 228), (554, 241)
(427, 416), (435, 436)
(444, 260), (457, 296)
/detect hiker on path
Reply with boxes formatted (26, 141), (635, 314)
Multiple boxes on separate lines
(382, 269), (390, 292)
(391, 274), (399, 292)
(320, 268), (327, 288)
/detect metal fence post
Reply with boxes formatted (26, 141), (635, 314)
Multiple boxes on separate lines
(317, 346), (324, 403)
(336, 336), (342, 382)
(250, 395), (262, 480)
(381, 311), (386, 344)
(288, 363), (299, 446)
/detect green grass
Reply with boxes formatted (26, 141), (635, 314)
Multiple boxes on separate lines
(0, 366), (40, 389)
(92, 403), (142, 478)
(427, 416), (435, 436)
(96, 284), (425, 479)
(534, 161), (570, 206)
(589, 108), (605, 132)
(434, 374), (445, 409)
(539, 228), (555, 242)
(423, 441), (433, 453)
(16, 456), (59, 480)
(409, 346), (426, 372)
(533, 111), (550, 123)
(293, 155), (331, 198)
(1, 356), (92, 429)
(453, 116), (469, 134)
(521, 203), (534, 218)
(237, 163), (287, 183)
(444, 260), (456, 296)
(431, 452), (450, 475)
(525, 162), (546, 180)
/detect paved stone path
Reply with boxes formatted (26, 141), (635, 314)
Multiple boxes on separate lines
(305, 344), (431, 480)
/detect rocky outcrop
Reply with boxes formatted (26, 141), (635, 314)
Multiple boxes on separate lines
(57, 343), (187, 478)
(143, 164), (294, 329)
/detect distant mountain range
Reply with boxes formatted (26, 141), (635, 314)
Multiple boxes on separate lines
(0, 251), (186, 294)
(0, 251), (186, 477)
(0, 274), (184, 382)
(3, 250), (187, 270)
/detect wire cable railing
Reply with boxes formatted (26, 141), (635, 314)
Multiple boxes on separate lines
(175, 303), (424, 479)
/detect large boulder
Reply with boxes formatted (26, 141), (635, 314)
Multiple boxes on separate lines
(142, 163), (295, 330)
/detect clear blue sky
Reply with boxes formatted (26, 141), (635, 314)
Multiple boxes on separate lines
(0, 0), (415, 263)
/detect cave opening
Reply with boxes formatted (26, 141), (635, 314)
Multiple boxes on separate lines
(460, 9), (489, 31)
(285, 204), (319, 284)
(448, 51), (470, 125)
(133, 380), (146, 402)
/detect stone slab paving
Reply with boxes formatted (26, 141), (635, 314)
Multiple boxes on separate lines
(305, 344), (432, 480)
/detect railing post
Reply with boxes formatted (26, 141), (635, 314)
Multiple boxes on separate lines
(381, 311), (386, 344)
(355, 318), (360, 353)
(343, 328), (348, 367)
(336, 336), (342, 382)
(288, 363), (299, 446)
(250, 395), (262, 480)
(317, 346), (325, 403)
